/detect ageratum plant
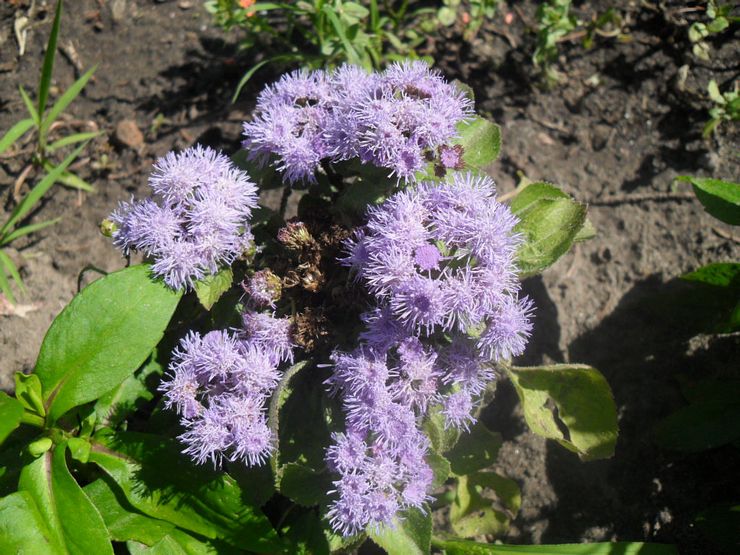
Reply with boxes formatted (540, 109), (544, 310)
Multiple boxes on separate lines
(0, 62), (677, 554)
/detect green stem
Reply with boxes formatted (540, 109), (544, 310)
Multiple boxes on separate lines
(20, 411), (46, 428)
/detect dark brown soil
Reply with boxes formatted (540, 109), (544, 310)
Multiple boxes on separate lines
(1, 1), (738, 554)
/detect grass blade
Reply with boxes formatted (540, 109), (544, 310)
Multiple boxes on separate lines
(18, 86), (40, 125)
(0, 258), (16, 304)
(0, 141), (87, 236)
(40, 65), (97, 140)
(322, 5), (361, 65)
(46, 131), (100, 153)
(232, 54), (297, 102)
(0, 118), (35, 155)
(1, 218), (61, 247)
(38, 0), (63, 117)
(0, 251), (27, 295)
(54, 169), (95, 192)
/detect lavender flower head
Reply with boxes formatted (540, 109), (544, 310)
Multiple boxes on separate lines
(343, 171), (533, 355)
(160, 311), (294, 467)
(325, 348), (434, 535)
(241, 62), (472, 184)
(109, 145), (257, 290)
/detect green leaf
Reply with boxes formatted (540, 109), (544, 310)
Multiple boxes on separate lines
(426, 449), (451, 488)
(40, 66), (97, 139)
(38, 0), (63, 117)
(452, 117), (501, 169)
(283, 510), (331, 555)
(0, 118), (34, 155)
(0, 259), (16, 304)
(14, 372), (46, 417)
(34, 264), (181, 422)
(0, 142), (87, 237)
(511, 183), (587, 277)
(446, 421), (502, 476)
(695, 503), (740, 553)
(682, 262), (740, 288)
(653, 387), (740, 452)
(676, 176), (740, 225)
(193, 267), (233, 310)
(368, 506), (432, 555)
(84, 477), (176, 545)
(93, 354), (162, 428)
(433, 538), (679, 554)
(44, 164), (96, 192)
(450, 472), (515, 538)
(232, 54), (298, 102)
(423, 405), (461, 453)
(334, 175), (393, 220)
(0, 491), (63, 554)
(322, 5), (361, 65)
(680, 262), (740, 332)
(506, 364), (618, 460)
(127, 530), (232, 555)
(437, 6), (457, 26)
(0, 250), (26, 294)
(279, 462), (332, 507)
(19, 85), (40, 124)
(0, 392), (24, 446)
(0, 217), (61, 246)
(46, 130), (101, 153)
(88, 429), (280, 552)
(18, 443), (114, 554)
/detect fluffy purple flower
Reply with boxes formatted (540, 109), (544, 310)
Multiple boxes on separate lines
(343, 171), (531, 346)
(242, 62), (471, 183)
(241, 311), (294, 365)
(160, 320), (294, 467)
(109, 145), (257, 290)
(242, 70), (333, 184)
(243, 269), (282, 308)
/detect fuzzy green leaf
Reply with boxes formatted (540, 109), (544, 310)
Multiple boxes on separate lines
(511, 183), (587, 277)
(194, 267), (233, 310)
(452, 116), (501, 169)
(368, 506), (432, 555)
(34, 264), (181, 422)
(507, 364), (618, 460)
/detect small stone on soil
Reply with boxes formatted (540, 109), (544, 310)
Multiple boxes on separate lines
(113, 120), (144, 151)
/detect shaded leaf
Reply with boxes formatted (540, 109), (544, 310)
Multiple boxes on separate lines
(0, 392), (25, 446)
(446, 421), (502, 476)
(653, 391), (740, 452)
(423, 405), (461, 453)
(279, 462), (333, 507)
(426, 449), (451, 489)
(506, 364), (618, 460)
(35, 264), (181, 422)
(677, 176), (740, 225)
(434, 538), (679, 554)
(695, 503), (740, 553)
(89, 429), (280, 552)
(84, 477), (175, 545)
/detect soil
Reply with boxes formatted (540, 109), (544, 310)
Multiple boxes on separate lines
(0, 1), (738, 554)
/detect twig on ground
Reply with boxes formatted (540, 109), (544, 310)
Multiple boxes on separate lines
(587, 191), (696, 206)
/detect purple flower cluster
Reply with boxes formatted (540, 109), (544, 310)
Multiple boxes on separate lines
(343, 171), (533, 363)
(242, 61), (473, 184)
(159, 312), (294, 467)
(325, 347), (434, 536)
(326, 171), (534, 534)
(110, 145), (258, 290)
